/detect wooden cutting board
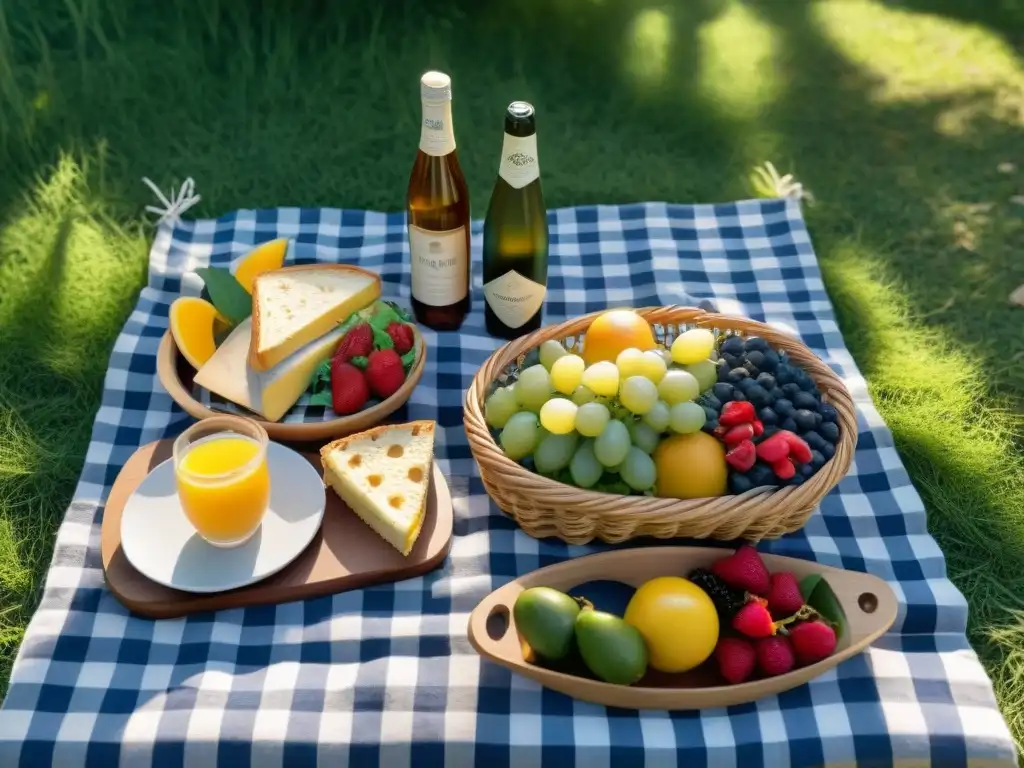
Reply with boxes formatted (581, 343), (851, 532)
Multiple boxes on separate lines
(101, 438), (453, 619)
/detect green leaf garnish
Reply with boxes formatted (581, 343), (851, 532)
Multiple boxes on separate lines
(350, 355), (368, 370)
(401, 348), (416, 370)
(384, 300), (413, 323)
(372, 326), (394, 350)
(308, 359), (332, 394)
(194, 267), (251, 325)
(308, 390), (334, 407)
(799, 574), (848, 640)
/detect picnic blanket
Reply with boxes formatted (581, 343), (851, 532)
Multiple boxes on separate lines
(0, 200), (1015, 766)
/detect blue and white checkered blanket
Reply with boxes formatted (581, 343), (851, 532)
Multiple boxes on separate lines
(0, 200), (1015, 765)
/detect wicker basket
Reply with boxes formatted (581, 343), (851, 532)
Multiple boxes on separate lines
(464, 306), (857, 544)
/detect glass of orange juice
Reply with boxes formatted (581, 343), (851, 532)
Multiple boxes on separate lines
(172, 415), (271, 548)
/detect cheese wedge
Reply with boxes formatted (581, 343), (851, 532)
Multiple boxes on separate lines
(320, 421), (436, 556)
(249, 264), (381, 372)
(193, 318), (342, 422)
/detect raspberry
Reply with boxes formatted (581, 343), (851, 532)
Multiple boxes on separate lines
(756, 635), (795, 676)
(715, 637), (756, 684)
(688, 568), (748, 622)
(711, 544), (771, 595)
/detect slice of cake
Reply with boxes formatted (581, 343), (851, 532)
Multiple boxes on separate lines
(320, 421), (436, 556)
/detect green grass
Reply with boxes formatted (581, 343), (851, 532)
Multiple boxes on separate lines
(1, 0), (1023, 747)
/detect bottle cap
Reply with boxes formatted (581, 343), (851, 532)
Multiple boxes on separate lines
(507, 101), (534, 119)
(420, 71), (452, 102)
(504, 101), (536, 136)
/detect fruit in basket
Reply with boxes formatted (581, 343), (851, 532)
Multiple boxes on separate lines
(516, 364), (553, 412)
(683, 359), (718, 392)
(788, 620), (838, 665)
(539, 399), (578, 435)
(732, 602), (777, 639)
(638, 350), (668, 383)
(550, 354), (585, 394)
(500, 411), (541, 460)
(620, 376), (658, 415)
(594, 420), (631, 468)
(715, 637), (757, 684)
(671, 328), (716, 365)
(575, 402), (611, 438)
(581, 309), (657, 365)
(534, 432), (579, 474)
(619, 446), (657, 491)
(569, 440), (604, 488)
(574, 608), (649, 685)
(711, 544), (771, 595)
(169, 297), (230, 370)
(514, 587), (584, 662)
(767, 572), (805, 617)
(642, 400), (671, 432)
(653, 432), (728, 499)
(539, 339), (569, 370)
(485, 385), (519, 429)
(624, 576), (719, 673)
(756, 635), (796, 676)
(668, 401), (706, 434)
(657, 370), (700, 405)
(580, 361), (619, 397)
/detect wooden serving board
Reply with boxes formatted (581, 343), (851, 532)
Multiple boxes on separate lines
(101, 439), (453, 619)
(468, 547), (898, 710)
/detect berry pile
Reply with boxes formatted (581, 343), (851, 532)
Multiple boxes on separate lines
(690, 545), (840, 684)
(699, 334), (841, 492)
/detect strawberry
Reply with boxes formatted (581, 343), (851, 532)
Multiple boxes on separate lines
(751, 419), (764, 437)
(732, 602), (776, 639)
(386, 322), (415, 355)
(334, 323), (374, 362)
(330, 361), (370, 415)
(364, 348), (406, 399)
(771, 457), (796, 480)
(719, 401), (756, 427)
(722, 423), (755, 445)
(788, 621), (837, 665)
(780, 431), (812, 464)
(755, 432), (790, 463)
(767, 572), (805, 617)
(715, 637), (756, 684)
(711, 544), (771, 595)
(756, 635), (795, 676)
(725, 440), (756, 472)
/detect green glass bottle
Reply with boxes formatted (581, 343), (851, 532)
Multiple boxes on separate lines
(482, 101), (549, 340)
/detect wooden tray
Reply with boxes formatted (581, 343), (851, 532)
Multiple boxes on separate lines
(468, 546), (898, 710)
(156, 327), (428, 443)
(101, 438), (453, 619)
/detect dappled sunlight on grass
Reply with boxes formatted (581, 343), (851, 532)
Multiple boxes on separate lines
(624, 8), (673, 90)
(697, 2), (779, 121)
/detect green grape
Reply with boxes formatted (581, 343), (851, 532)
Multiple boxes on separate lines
(669, 401), (707, 434)
(671, 328), (716, 365)
(575, 402), (611, 437)
(657, 370), (700, 405)
(533, 431), (579, 474)
(642, 400), (671, 432)
(594, 420), (631, 467)
(615, 348), (646, 379)
(684, 359), (718, 393)
(516, 364), (553, 412)
(580, 361), (619, 397)
(539, 398), (578, 435)
(628, 420), (661, 454)
(551, 354), (586, 395)
(619, 376), (659, 415)
(620, 446), (657, 491)
(539, 340), (569, 371)
(610, 402), (630, 420)
(571, 385), (596, 405)
(638, 350), (668, 383)
(570, 440), (603, 489)
(499, 411), (540, 460)
(484, 386), (519, 429)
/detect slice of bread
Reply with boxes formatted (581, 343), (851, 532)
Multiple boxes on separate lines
(248, 264), (381, 372)
(320, 421), (436, 556)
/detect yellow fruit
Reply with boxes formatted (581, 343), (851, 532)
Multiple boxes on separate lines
(169, 297), (229, 370)
(581, 309), (657, 365)
(624, 576), (719, 673)
(233, 238), (289, 293)
(653, 432), (728, 499)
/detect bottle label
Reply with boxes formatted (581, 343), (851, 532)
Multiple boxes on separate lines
(419, 101), (456, 157)
(497, 133), (540, 189)
(409, 224), (468, 306)
(483, 270), (546, 329)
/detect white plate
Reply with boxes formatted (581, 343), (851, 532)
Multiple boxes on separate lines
(120, 441), (326, 594)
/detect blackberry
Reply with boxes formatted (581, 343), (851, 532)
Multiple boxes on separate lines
(689, 568), (748, 621)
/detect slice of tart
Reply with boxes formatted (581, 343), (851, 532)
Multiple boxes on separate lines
(320, 421), (436, 556)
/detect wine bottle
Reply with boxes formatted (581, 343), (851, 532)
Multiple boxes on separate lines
(482, 101), (549, 340)
(406, 71), (472, 331)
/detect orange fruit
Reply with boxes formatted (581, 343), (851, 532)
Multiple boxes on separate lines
(233, 238), (289, 293)
(581, 309), (656, 365)
(653, 432), (728, 499)
(169, 297), (229, 370)
(624, 576), (719, 673)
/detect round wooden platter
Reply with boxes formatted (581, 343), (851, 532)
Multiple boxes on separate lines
(101, 438), (453, 619)
(468, 547), (898, 710)
(156, 328), (428, 443)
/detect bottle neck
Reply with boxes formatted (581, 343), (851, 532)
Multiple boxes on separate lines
(419, 100), (456, 157)
(497, 131), (540, 189)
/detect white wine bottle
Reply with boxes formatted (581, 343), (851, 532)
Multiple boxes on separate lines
(482, 101), (549, 340)
(406, 71), (471, 331)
